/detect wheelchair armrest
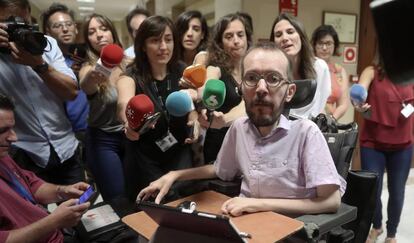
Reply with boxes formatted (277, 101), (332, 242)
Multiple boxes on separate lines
(328, 226), (355, 242)
(208, 178), (241, 197)
(295, 203), (357, 240)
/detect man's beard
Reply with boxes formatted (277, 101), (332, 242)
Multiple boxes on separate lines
(246, 99), (285, 127)
(245, 87), (288, 127)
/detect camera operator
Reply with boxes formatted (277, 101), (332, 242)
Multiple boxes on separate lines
(0, 0), (85, 186)
(41, 3), (89, 154)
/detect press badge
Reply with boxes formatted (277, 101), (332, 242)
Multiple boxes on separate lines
(155, 131), (177, 152)
(401, 103), (414, 118)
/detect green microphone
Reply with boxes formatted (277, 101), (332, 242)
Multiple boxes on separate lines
(202, 79), (226, 122)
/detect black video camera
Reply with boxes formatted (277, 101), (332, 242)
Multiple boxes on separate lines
(0, 16), (47, 55)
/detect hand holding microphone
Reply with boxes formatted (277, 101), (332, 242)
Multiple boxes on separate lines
(95, 44), (124, 78)
(179, 64), (207, 89)
(350, 83), (371, 113)
(200, 79), (226, 129)
(165, 91), (199, 142)
(125, 94), (160, 141)
(350, 83), (367, 105)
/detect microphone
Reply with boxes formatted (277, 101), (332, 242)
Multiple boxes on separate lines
(95, 44), (124, 77)
(166, 91), (195, 138)
(202, 79), (226, 122)
(165, 91), (194, 117)
(350, 84), (368, 105)
(182, 64), (207, 88)
(126, 94), (159, 134)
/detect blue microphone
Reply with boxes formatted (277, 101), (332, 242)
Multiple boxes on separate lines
(166, 91), (195, 138)
(165, 91), (194, 117)
(350, 84), (367, 105)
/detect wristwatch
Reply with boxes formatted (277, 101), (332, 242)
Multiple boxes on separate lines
(32, 62), (49, 74)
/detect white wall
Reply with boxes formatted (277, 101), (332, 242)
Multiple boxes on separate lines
(214, 0), (242, 21)
(186, 0), (214, 14)
(155, 0), (182, 17)
(186, 0), (215, 25)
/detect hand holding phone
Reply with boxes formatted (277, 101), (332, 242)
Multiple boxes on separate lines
(77, 186), (98, 205)
(138, 112), (161, 135)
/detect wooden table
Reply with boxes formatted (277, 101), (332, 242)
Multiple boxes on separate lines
(122, 190), (304, 243)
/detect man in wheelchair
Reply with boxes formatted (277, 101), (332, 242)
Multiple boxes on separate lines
(138, 41), (346, 217)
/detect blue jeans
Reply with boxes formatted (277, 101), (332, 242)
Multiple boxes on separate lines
(86, 128), (125, 201)
(360, 146), (412, 237)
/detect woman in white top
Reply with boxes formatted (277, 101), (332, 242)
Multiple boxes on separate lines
(270, 13), (331, 119)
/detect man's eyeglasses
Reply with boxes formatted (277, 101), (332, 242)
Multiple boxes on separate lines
(316, 41), (334, 49)
(50, 21), (74, 29)
(242, 71), (290, 88)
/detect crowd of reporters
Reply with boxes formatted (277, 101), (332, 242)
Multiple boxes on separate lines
(0, 0), (413, 243)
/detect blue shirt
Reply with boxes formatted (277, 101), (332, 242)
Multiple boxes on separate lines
(0, 35), (79, 167)
(64, 56), (89, 132)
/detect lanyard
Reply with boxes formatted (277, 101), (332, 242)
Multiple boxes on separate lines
(0, 163), (36, 204)
(388, 80), (406, 106)
(151, 79), (171, 110)
(151, 78), (171, 123)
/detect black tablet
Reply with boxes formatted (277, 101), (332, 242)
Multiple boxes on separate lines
(137, 201), (247, 243)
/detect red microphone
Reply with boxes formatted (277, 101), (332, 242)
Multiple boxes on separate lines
(182, 64), (206, 88)
(95, 44), (124, 77)
(126, 94), (160, 134)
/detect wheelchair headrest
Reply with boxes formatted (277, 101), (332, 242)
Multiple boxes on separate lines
(285, 79), (317, 109)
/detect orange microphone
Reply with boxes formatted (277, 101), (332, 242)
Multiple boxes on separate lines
(182, 64), (207, 88)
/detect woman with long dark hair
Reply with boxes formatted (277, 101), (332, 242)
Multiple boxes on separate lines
(354, 52), (413, 243)
(270, 13), (331, 119)
(79, 13), (126, 201)
(117, 16), (199, 201)
(199, 13), (252, 163)
(175, 10), (209, 66)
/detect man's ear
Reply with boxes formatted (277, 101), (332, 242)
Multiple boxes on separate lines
(285, 83), (296, 102)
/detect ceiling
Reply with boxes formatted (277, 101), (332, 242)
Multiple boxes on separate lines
(30, 0), (146, 21)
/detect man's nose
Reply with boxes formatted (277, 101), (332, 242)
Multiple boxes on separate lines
(7, 129), (17, 143)
(255, 78), (269, 94)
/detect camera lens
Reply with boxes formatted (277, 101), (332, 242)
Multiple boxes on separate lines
(14, 29), (47, 55)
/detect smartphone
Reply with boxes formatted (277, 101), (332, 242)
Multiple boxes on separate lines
(138, 112), (161, 135)
(77, 186), (97, 204)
